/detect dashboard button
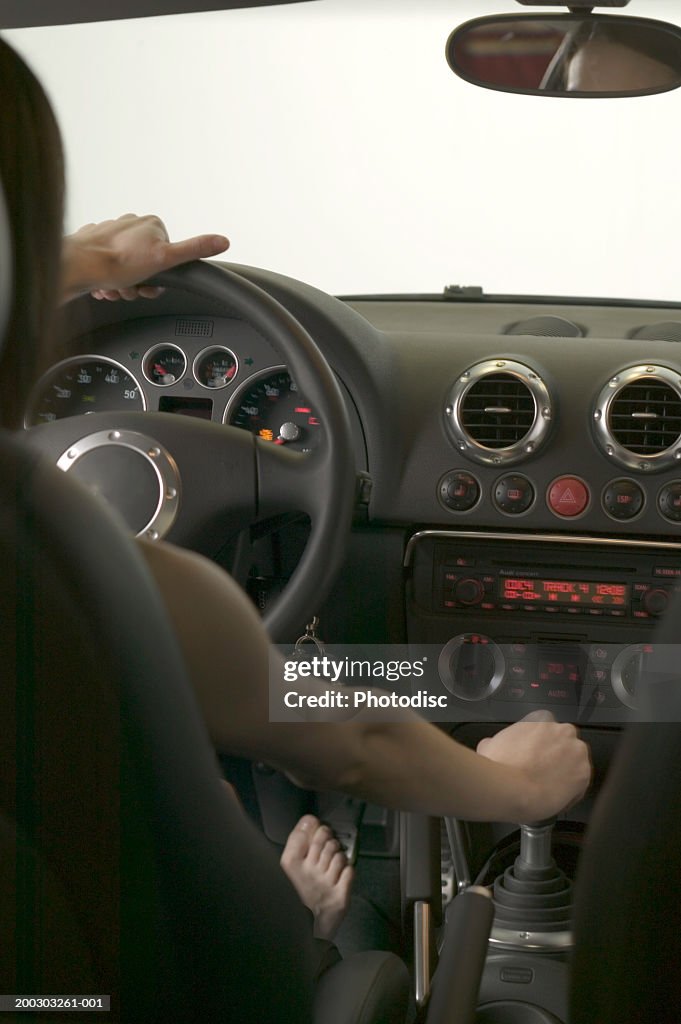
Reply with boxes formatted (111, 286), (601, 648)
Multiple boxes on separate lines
(642, 588), (670, 616)
(454, 577), (485, 606)
(587, 666), (610, 686)
(547, 476), (589, 517)
(658, 481), (681, 523)
(590, 645), (615, 664)
(493, 475), (534, 515)
(498, 684), (528, 701)
(439, 471), (480, 512)
(603, 479), (644, 520)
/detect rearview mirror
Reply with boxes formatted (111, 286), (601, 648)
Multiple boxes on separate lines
(446, 14), (681, 98)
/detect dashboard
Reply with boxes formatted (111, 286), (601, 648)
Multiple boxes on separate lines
(31, 260), (681, 724)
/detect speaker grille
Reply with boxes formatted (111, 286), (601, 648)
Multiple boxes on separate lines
(629, 321), (681, 343)
(175, 319), (214, 338)
(505, 315), (584, 338)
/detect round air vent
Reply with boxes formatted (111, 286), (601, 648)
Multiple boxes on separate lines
(629, 321), (681, 343)
(444, 359), (552, 466)
(505, 315), (584, 338)
(593, 365), (681, 472)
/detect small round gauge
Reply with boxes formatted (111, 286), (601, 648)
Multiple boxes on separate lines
(193, 346), (238, 389)
(226, 368), (321, 453)
(25, 356), (146, 426)
(143, 344), (187, 386)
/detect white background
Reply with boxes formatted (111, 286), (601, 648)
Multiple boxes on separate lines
(7, 0), (681, 299)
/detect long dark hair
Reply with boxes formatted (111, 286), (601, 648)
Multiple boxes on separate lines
(0, 35), (64, 428)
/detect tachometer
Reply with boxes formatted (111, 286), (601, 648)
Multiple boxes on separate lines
(225, 368), (321, 452)
(25, 356), (146, 426)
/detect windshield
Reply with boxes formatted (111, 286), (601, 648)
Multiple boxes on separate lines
(6, 0), (681, 300)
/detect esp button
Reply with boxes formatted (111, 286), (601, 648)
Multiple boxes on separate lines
(603, 479), (644, 521)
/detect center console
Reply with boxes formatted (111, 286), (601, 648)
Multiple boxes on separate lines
(405, 530), (681, 718)
(404, 529), (681, 1020)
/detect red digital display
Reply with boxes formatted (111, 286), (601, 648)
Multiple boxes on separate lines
(499, 578), (629, 607)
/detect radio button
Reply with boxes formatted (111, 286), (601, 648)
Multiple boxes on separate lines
(454, 577), (485, 606)
(547, 476), (589, 517)
(642, 588), (670, 616)
(603, 479), (644, 521)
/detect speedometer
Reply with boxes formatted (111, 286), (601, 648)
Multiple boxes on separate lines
(25, 356), (146, 427)
(225, 368), (321, 453)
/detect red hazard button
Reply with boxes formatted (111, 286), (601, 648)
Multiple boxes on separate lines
(547, 476), (589, 517)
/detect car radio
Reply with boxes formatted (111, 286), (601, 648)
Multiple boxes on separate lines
(405, 531), (681, 626)
(439, 558), (675, 624)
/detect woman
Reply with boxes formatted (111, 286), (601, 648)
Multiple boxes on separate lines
(0, 35), (590, 826)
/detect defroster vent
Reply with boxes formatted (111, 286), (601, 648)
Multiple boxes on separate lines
(445, 359), (553, 466)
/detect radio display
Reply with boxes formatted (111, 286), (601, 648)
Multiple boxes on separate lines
(499, 578), (629, 607)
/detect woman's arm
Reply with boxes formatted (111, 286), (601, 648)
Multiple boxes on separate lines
(138, 539), (592, 824)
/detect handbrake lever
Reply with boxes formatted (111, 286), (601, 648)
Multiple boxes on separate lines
(424, 886), (494, 1024)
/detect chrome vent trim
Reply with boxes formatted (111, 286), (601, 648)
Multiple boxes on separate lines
(593, 364), (681, 473)
(444, 359), (552, 467)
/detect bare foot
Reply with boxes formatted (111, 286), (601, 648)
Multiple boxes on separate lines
(280, 815), (354, 940)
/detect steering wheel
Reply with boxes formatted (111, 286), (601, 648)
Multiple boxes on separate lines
(23, 260), (357, 641)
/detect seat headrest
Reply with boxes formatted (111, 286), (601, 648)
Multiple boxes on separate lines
(0, 181), (11, 357)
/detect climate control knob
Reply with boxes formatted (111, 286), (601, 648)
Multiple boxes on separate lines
(438, 633), (505, 702)
(611, 643), (654, 710)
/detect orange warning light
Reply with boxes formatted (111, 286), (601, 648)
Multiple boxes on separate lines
(259, 429), (274, 441)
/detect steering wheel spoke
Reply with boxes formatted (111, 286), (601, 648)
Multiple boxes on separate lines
(256, 437), (331, 518)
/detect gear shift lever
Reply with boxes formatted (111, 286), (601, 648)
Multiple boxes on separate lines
(516, 817), (556, 871)
(490, 817), (574, 953)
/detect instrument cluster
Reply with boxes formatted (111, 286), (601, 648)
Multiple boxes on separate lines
(25, 317), (322, 454)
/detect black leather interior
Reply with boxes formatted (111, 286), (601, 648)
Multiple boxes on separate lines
(0, 430), (323, 1021)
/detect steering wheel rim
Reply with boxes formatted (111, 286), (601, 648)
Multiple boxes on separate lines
(25, 260), (357, 641)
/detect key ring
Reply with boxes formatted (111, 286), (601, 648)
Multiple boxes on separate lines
(293, 616), (326, 657)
